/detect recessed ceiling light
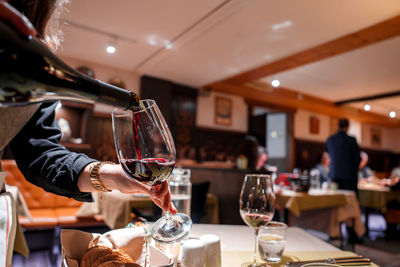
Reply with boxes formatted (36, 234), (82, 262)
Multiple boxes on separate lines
(148, 39), (157, 46)
(390, 111), (396, 118)
(271, 20), (293, 31)
(106, 45), (116, 54)
(271, 80), (280, 88)
(363, 104), (371, 111)
(165, 42), (173, 50)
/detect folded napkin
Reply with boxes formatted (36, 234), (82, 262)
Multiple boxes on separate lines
(61, 227), (149, 267)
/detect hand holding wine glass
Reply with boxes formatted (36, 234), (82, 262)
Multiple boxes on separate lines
(112, 100), (192, 243)
(240, 174), (275, 267)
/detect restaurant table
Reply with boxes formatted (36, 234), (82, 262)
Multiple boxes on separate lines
(79, 191), (220, 229)
(358, 181), (400, 236)
(275, 189), (365, 239)
(358, 182), (400, 213)
(86, 191), (154, 229)
(189, 224), (377, 266)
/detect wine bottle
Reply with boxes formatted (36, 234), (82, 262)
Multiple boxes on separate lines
(0, 22), (139, 109)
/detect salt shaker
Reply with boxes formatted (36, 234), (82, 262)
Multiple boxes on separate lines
(181, 239), (205, 267)
(199, 234), (221, 267)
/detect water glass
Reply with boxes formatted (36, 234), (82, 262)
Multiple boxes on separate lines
(170, 168), (192, 216)
(258, 222), (287, 263)
(155, 240), (181, 266)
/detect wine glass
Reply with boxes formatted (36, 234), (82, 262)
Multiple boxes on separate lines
(239, 174), (275, 267)
(112, 99), (192, 243)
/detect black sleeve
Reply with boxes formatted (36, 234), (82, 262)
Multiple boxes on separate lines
(9, 101), (97, 202)
(353, 137), (361, 166)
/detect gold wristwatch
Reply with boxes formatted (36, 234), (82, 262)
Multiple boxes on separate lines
(89, 161), (114, 193)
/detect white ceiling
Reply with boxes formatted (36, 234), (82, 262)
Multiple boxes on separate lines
(260, 35), (400, 116)
(58, 0), (400, 117)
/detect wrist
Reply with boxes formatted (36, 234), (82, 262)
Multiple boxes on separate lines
(98, 162), (120, 191)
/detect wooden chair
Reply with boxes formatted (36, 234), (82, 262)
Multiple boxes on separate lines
(385, 201), (400, 240)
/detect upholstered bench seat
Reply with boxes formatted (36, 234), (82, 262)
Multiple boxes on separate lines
(1, 159), (104, 229)
(19, 209), (59, 229)
(55, 207), (104, 227)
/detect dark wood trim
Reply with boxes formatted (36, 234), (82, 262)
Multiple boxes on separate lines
(336, 89), (400, 105)
(196, 126), (247, 135)
(93, 112), (112, 118)
(208, 15), (400, 85)
(60, 100), (94, 110)
(247, 99), (297, 114)
(295, 138), (400, 154)
(294, 138), (326, 146)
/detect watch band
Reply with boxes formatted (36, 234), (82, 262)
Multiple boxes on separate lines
(89, 161), (114, 193)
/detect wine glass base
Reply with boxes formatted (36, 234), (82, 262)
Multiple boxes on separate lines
(152, 213), (192, 243)
(241, 262), (271, 267)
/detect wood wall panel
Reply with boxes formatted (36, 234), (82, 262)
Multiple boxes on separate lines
(295, 138), (398, 173)
(87, 116), (117, 162)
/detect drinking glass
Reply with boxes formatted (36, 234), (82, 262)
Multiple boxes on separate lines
(112, 100), (192, 243)
(258, 222), (287, 263)
(239, 174), (275, 267)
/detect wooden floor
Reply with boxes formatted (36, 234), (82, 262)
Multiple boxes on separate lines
(11, 213), (400, 267)
(12, 251), (59, 267)
(310, 213), (400, 267)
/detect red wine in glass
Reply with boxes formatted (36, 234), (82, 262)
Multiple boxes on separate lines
(112, 100), (191, 243)
(132, 110), (142, 159)
(120, 158), (175, 186)
(128, 108), (176, 185)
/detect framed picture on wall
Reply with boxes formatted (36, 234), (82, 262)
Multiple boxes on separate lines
(309, 116), (320, 134)
(215, 96), (232, 126)
(370, 128), (382, 146)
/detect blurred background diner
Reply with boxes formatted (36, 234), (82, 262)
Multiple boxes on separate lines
(2, 0), (400, 266)
(314, 151), (331, 185)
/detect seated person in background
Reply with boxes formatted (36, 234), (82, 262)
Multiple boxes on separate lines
(256, 146), (278, 173)
(390, 161), (400, 179)
(358, 151), (373, 180)
(236, 135), (259, 171)
(379, 164), (400, 187)
(314, 151), (331, 184)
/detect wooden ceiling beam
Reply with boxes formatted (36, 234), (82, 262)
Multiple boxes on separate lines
(208, 15), (400, 86)
(336, 89), (400, 105)
(207, 82), (400, 127)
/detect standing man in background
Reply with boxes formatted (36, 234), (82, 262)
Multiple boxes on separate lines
(326, 118), (361, 192)
(326, 118), (362, 243)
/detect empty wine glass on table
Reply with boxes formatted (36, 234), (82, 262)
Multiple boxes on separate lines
(239, 174), (275, 267)
(112, 100), (192, 244)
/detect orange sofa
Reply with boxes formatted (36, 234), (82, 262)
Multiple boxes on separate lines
(1, 159), (104, 230)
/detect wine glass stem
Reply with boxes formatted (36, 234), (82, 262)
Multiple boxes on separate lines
(253, 229), (259, 267)
(165, 211), (172, 224)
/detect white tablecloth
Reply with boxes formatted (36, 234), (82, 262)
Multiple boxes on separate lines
(189, 224), (340, 252)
